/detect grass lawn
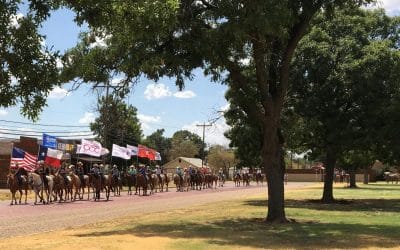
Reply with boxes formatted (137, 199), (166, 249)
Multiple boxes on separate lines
(1, 183), (399, 249)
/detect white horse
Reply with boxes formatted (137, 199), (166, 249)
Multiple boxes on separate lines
(28, 173), (54, 205)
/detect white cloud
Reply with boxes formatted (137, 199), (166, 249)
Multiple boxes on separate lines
(0, 109), (8, 116)
(182, 119), (231, 147)
(48, 86), (70, 99)
(144, 83), (172, 100)
(138, 113), (162, 135)
(79, 112), (96, 124)
(173, 90), (196, 99)
(369, 0), (400, 14)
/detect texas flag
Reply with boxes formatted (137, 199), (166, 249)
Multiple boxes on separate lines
(44, 148), (63, 168)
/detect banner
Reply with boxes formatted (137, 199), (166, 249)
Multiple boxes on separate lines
(155, 152), (162, 161)
(78, 139), (102, 157)
(127, 144), (138, 156)
(45, 148), (63, 168)
(57, 142), (75, 152)
(10, 147), (37, 171)
(112, 144), (131, 160)
(38, 145), (48, 161)
(42, 133), (57, 149)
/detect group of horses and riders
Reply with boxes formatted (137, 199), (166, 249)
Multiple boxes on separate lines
(233, 168), (266, 187)
(172, 165), (227, 192)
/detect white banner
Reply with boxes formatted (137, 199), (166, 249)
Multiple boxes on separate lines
(112, 144), (131, 160)
(155, 152), (162, 161)
(126, 144), (138, 156)
(78, 139), (102, 157)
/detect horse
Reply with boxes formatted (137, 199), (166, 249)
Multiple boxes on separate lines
(90, 173), (105, 201)
(149, 173), (158, 194)
(28, 172), (54, 205)
(218, 173), (225, 187)
(157, 173), (168, 192)
(78, 174), (91, 200)
(234, 173), (242, 187)
(111, 174), (123, 196)
(255, 173), (265, 186)
(52, 173), (69, 202)
(6, 173), (28, 205)
(69, 172), (82, 201)
(123, 171), (136, 195)
(102, 174), (112, 200)
(135, 173), (149, 196)
(384, 172), (399, 184)
(242, 173), (250, 186)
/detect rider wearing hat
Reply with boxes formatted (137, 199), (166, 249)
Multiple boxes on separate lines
(176, 166), (183, 183)
(155, 165), (162, 183)
(60, 163), (69, 186)
(14, 163), (24, 186)
(76, 161), (85, 184)
(37, 160), (49, 188)
(111, 165), (120, 183)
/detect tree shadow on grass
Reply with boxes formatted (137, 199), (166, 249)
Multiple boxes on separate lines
(74, 217), (400, 249)
(245, 199), (400, 213)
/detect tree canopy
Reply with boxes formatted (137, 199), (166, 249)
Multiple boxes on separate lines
(0, 0), (60, 120)
(90, 95), (143, 153)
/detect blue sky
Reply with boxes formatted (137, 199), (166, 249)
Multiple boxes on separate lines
(0, 1), (399, 147)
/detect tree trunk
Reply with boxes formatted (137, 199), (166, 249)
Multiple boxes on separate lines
(363, 166), (369, 184)
(322, 147), (337, 203)
(264, 120), (287, 223)
(349, 166), (357, 188)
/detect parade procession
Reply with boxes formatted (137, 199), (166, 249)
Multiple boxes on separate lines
(4, 134), (250, 206)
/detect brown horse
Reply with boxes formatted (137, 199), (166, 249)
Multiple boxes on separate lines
(90, 173), (105, 201)
(52, 173), (69, 202)
(135, 173), (149, 196)
(123, 171), (136, 195)
(217, 173), (225, 187)
(110, 174), (123, 196)
(234, 174), (242, 187)
(255, 173), (265, 186)
(173, 173), (190, 192)
(242, 173), (250, 186)
(6, 173), (28, 205)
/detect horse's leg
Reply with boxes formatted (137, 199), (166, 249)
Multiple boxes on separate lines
(18, 189), (22, 204)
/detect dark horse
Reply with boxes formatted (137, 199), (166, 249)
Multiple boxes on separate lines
(124, 171), (136, 195)
(255, 173), (265, 186)
(135, 173), (149, 196)
(242, 173), (250, 186)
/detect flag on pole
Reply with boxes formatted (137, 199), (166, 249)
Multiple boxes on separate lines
(138, 144), (149, 159)
(42, 133), (57, 149)
(10, 147), (37, 171)
(38, 145), (48, 161)
(45, 148), (63, 168)
(155, 152), (162, 161)
(112, 144), (131, 160)
(127, 144), (138, 156)
(78, 139), (102, 157)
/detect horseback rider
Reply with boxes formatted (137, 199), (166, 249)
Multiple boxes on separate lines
(91, 163), (100, 178)
(235, 168), (241, 178)
(128, 165), (137, 176)
(176, 166), (183, 183)
(218, 168), (223, 178)
(111, 165), (120, 183)
(155, 165), (162, 183)
(76, 161), (85, 184)
(60, 164), (69, 186)
(36, 160), (49, 188)
(139, 165), (147, 186)
(14, 163), (24, 186)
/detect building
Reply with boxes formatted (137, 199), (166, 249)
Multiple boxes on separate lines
(162, 157), (214, 174)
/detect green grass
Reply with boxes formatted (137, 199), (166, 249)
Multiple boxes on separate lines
(72, 183), (400, 249)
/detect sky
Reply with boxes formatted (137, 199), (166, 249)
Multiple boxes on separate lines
(0, 1), (399, 147)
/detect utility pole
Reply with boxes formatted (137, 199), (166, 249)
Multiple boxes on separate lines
(196, 122), (212, 167)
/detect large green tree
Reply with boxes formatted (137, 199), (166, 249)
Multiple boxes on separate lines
(0, 1), (60, 120)
(289, 8), (400, 202)
(168, 130), (203, 160)
(90, 95), (143, 154)
(61, 0), (373, 222)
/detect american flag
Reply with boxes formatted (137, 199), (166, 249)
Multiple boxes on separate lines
(10, 147), (37, 172)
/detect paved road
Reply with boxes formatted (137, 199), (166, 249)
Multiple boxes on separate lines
(0, 182), (310, 239)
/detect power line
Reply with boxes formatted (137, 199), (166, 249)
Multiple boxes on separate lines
(0, 127), (91, 134)
(0, 119), (89, 128)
